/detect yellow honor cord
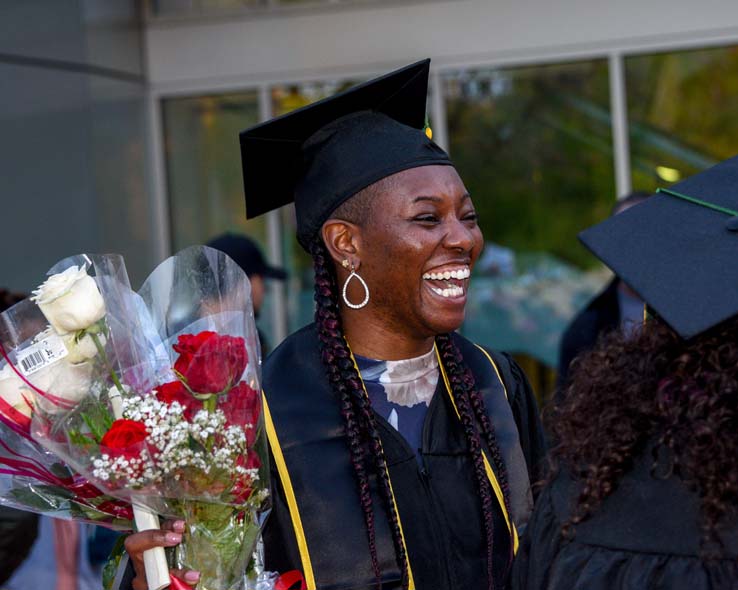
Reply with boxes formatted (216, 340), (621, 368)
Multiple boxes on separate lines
(347, 344), (417, 590)
(434, 345), (520, 554)
(262, 393), (317, 589)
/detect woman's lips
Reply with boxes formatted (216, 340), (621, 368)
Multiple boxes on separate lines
(422, 266), (470, 299)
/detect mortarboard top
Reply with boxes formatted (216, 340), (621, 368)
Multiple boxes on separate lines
(239, 59), (451, 249)
(579, 154), (738, 339)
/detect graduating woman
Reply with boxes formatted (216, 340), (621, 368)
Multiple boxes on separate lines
(123, 60), (545, 590)
(512, 157), (738, 589)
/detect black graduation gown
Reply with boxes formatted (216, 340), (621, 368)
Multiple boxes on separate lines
(557, 279), (620, 392)
(511, 446), (738, 590)
(262, 324), (545, 590)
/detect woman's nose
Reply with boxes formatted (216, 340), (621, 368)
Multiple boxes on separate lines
(443, 218), (476, 252)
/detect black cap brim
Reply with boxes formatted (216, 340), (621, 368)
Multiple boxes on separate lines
(262, 265), (287, 280)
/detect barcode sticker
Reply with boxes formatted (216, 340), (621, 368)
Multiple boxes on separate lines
(16, 335), (68, 376)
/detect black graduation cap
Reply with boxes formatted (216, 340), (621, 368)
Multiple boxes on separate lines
(579, 154), (738, 339)
(239, 59), (451, 249)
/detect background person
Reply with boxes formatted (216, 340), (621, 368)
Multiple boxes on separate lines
(513, 157), (738, 589)
(556, 191), (651, 390)
(205, 233), (287, 354)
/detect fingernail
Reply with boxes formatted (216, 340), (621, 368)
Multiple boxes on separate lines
(165, 532), (182, 544)
(173, 520), (186, 533)
(184, 571), (200, 583)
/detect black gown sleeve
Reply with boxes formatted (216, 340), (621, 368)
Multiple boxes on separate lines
(491, 351), (547, 487)
(262, 448), (303, 574)
(509, 484), (561, 590)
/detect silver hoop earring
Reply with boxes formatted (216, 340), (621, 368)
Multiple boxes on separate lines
(342, 264), (370, 309)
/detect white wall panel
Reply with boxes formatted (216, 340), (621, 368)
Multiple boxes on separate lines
(146, 0), (738, 91)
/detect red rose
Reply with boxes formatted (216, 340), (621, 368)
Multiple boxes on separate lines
(155, 380), (203, 420)
(219, 382), (261, 445)
(96, 500), (134, 521)
(173, 331), (248, 394)
(232, 451), (262, 504)
(68, 480), (106, 500)
(100, 419), (148, 459)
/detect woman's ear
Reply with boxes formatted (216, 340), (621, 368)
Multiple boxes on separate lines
(321, 219), (362, 270)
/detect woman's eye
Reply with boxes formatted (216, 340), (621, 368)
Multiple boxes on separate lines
(463, 212), (479, 223)
(413, 214), (439, 223)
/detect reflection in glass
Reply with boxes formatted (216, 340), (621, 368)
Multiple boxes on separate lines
(88, 77), (154, 287)
(626, 45), (738, 192)
(444, 61), (615, 391)
(161, 92), (277, 341)
(162, 92), (264, 250)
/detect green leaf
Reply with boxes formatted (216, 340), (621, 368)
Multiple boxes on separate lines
(102, 534), (129, 590)
(69, 428), (97, 449)
(187, 434), (208, 455)
(49, 462), (73, 480)
(80, 401), (115, 443)
(10, 484), (74, 511)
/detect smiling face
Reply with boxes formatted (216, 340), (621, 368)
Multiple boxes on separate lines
(328, 165), (484, 343)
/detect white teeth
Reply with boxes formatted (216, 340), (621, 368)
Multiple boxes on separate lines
(431, 286), (464, 298)
(423, 267), (470, 281)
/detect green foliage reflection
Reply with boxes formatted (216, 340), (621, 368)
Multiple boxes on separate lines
(445, 61), (615, 269)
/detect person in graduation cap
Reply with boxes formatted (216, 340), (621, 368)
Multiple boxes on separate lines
(122, 59), (546, 590)
(512, 156), (738, 590)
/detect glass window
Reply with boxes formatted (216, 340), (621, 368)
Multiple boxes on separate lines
(443, 60), (615, 394)
(162, 92), (280, 340)
(162, 92), (264, 251)
(626, 45), (738, 192)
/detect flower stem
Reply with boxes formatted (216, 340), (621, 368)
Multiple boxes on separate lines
(90, 332), (126, 397)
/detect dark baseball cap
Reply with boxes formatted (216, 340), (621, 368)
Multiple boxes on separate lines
(206, 233), (287, 280)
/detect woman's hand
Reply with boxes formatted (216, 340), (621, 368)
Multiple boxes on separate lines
(124, 520), (200, 590)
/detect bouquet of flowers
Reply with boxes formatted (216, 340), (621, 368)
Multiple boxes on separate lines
(0, 281), (135, 532)
(0, 368), (133, 530)
(0, 247), (273, 590)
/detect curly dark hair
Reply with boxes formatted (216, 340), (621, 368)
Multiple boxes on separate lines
(309, 232), (512, 590)
(549, 314), (738, 553)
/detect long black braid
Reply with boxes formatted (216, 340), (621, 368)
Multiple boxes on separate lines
(436, 333), (514, 588)
(310, 237), (409, 588)
(310, 236), (512, 590)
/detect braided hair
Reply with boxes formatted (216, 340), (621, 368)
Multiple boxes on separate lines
(309, 233), (513, 590)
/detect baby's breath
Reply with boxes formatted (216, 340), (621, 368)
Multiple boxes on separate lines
(91, 395), (261, 505)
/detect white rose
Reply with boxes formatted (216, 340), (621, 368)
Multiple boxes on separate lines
(28, 359), (93, 415)
(32, 265), (106, 333)
(62, 332), (106, 364)
(0, 365), (34, 419)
